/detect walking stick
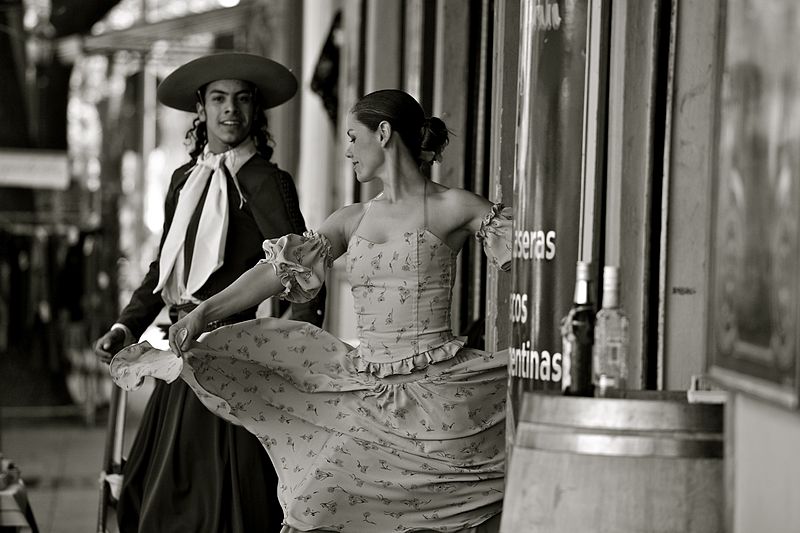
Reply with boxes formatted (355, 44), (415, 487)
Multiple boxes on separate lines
(96, 384), (126, 533)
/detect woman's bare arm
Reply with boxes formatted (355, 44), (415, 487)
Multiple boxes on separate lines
(200, 263), (282, 323)
(197, 204), (358, 326)
(434, 188), (495, 250)
(168, 204), (362, 354)
(168, 263), (282, 353)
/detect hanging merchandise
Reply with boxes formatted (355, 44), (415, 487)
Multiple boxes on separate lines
(311, 11), (342, 124)
(0, 226), (73, 407)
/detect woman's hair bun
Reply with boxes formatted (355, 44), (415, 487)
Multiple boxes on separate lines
(419, 117), (450, 164)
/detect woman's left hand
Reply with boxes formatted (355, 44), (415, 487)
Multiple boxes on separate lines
(168, 307), (207, 357)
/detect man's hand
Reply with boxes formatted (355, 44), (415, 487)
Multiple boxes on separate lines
(94, 328), (129, 364)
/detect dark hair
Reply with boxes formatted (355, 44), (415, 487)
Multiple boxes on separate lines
(351, 89), (449, 167)
(185, 83), (274, 160)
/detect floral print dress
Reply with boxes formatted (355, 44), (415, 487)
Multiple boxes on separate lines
(112, 204), (512, 532)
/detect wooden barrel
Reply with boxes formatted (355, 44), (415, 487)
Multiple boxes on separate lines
(500, 392), (724, 533)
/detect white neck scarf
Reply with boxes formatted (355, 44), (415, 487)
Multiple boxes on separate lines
(154, 139), (257, 302)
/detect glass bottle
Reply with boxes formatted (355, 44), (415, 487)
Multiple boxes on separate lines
(560, 261), (595, 396)
(592, 265), (629, 396)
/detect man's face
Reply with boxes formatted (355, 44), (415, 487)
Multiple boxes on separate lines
(197, 79), (256, 153)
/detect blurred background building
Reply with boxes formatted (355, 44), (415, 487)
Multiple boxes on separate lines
(1, 0), (799, 532)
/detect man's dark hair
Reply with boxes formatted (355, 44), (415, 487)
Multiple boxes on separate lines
(185, 84), (275, 160)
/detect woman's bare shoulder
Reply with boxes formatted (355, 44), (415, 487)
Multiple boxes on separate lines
(319, 203), (369, 239)
(315, 203), (370, 259)
(330, 202), (366, 217)
(329, 202), (369, 227)
(435, 187), (493, 216)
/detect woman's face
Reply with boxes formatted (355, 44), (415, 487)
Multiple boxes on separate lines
(345, 112), (384, 182)
(197, 79), (255, 153)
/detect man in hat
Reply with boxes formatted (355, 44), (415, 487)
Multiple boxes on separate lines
(94, 53), (325, 533)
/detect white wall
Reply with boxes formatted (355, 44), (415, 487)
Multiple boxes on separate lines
(731, 393), (800, 533)
(297, 0), (359, 341)
(297, 0), (340, 230)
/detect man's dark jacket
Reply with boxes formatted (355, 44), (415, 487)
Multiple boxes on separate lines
(117, 154), (325, 336)
(115, 152), (324, 533)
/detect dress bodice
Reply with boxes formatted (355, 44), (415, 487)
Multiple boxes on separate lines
(256, 200), (512, 377)
(346, 229), (462, 373)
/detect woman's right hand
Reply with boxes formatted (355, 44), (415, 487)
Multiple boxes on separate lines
(168, 306), (208, 357)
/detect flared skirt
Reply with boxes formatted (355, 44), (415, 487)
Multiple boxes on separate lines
(114, 317), (507, 532)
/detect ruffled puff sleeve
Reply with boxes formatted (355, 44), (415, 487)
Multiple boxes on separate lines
(475, 203), (512, 271)
(259, 230), (333, 303)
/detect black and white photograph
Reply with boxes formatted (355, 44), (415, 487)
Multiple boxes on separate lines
(0, 1), (797, 532)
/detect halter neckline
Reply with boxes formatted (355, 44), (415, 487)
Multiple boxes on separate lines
(350, 180), (429, 241)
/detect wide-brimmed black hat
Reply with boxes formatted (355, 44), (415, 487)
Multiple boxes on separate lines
(157, 52), (298, 112)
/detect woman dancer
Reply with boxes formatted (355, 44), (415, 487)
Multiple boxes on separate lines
(112, 89), (511, 533)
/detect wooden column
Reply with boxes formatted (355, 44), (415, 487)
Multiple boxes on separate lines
(324, 0), (365, 342)
(486, 0), (521, 352)
(659, 0), (721, 390)
(431, 0), (469, 191)
(249, 0), (303, 179)
(431, 0), (470, 334)
(360, 0), (403, 201)
(338, 0), (365, 205)
(604, 0), (666, 388)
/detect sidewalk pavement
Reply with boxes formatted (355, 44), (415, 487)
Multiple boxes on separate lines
(0, 325), (169, 533)
(1, 382), (152, 533)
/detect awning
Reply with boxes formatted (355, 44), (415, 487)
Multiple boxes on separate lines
(81, 4), (253, 54)
(0, 149), (69, 190)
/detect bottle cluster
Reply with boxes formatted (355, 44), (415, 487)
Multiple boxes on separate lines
(559, 262), (629, 397)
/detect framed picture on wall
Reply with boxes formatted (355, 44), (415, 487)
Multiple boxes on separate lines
(708, 0), (800, 409)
